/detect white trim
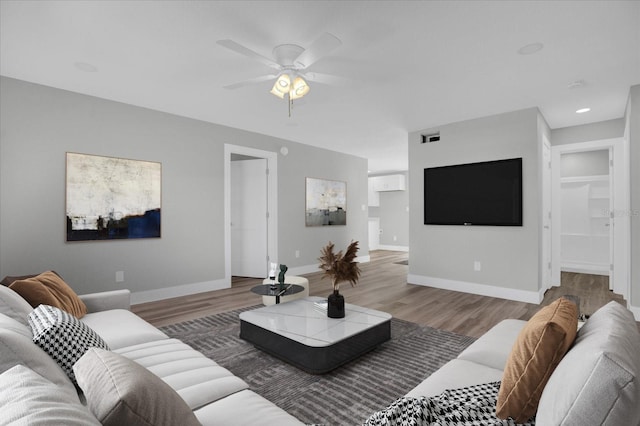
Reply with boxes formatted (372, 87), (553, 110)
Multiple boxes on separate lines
(131, 279), (228, 304)
(224, 144), (278, 284)
(378, 244), (409, 252)
(561, 263), (609, 276)
(560, 175), (609, 183)
(286, 255), (371, 277)
(407, 274), (544, 304)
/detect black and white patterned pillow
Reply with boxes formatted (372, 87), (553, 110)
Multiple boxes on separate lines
(28, 304), (109, 383)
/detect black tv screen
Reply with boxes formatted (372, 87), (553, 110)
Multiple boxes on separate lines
(424, 158), (523, 226)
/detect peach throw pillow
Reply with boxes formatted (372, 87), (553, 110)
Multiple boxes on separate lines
(9, 271), (87, 318)
(496, 297), (578, 422)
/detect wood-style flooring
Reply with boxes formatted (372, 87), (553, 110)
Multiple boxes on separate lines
(132, 250), (634, 338)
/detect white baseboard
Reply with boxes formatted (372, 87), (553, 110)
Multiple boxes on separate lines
(131, 278), (230, 304)
(377, 245), (409, 252)
(287, 255), (371, 277)
(132, 255), (373, 305)
(286, 264), (321, 276)
(561, 262), (609, 276)
(407, 274), (544, 304)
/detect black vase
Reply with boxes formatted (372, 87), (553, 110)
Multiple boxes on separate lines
(327, 290), (345, 318)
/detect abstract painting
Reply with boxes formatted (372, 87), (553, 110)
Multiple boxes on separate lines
(66, 152), (161, 241)
(305, 177), (346, 226)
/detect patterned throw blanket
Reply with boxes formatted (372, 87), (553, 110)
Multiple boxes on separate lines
(363, 382), (535, 426)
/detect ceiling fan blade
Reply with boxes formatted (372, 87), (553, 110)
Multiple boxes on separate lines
(222, 74), (278, 90)
(294, 32), (342, 69)
(303, 72), (348, 86)
(217, 39), (281, 70)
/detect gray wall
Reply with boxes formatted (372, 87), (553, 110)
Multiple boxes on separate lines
(551, 118), (625, 145)
(560, 150), (609, 177)
(0, 77), (368, 297)
(628, 85), (640, 308)
(408, 108), (541, 295)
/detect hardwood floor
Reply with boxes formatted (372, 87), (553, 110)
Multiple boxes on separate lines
(133, 250), (633, 338)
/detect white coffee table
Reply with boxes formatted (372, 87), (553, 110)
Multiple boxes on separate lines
(239, 296), (391, 374)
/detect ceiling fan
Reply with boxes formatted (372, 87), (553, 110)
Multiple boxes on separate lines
(216, 32), (343, 115)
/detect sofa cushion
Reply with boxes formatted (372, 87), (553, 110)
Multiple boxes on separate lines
(0, 312), (32, 339)
(81, 309), (168, 350)
(74, 348), (201, 426)
(457, 319), (526, 371)
(0, 284), (33, 327)
(405, 358), (504, 398)
(9, 271), (87, 318)
(194, 389), (304, 426)
(0, 365), (100, 425)
(115, 338), (249, 410)
(537, 301), (640, 425)
(0, 323), (76, 394)
(28, 304), (109, 383)
(496, 297), (578, 423)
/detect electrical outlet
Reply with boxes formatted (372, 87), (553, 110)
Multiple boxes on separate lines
(295, 250), (300, 258)
(116, 271), (124, 282)
(393, 235), (397, 242)
(474, 261), (481, 272)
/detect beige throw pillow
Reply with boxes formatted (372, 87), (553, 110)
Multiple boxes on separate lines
(74, 348), (201, 426)
(496, 297), (578, 422)
(9, 271), (87, 318)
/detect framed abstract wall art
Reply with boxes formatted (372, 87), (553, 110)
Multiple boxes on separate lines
(66, 152), (161, 241)
(305, 177), (346, 226)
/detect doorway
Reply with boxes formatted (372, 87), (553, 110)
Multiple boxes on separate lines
(224, 145), (278, 284)
(231, 156), (267, 278)
(551, 138), (629, 300)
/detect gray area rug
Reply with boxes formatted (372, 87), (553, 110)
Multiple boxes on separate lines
(160, 306), (475, 425)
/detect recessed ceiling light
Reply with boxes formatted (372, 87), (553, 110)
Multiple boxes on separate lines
(517, 42), (544, 55)
(74, 62), (98, 72)
(576, 107), (591, 114)
(567, 80), (586, 89)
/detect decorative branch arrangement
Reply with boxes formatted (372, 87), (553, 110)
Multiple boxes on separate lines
(318, 241), (361, 292)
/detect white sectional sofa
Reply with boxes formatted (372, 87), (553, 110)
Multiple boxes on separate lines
(406, 301), (640, 425)
(0, 285), (303, 425)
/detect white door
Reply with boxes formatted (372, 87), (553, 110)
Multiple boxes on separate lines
(231, 158), (267, 278)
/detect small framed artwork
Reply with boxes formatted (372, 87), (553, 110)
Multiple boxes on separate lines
(66, 152), (161, 241)
(305, 177), (347, 226)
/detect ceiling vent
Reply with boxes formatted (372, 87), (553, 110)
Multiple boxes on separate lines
(421, 132), (440, 144)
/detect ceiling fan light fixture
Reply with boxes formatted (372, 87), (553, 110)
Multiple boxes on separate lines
(276, 74), (291, 91)
(290, 76), (310, 100)
(269, 85), (285, 99)
(270, 73), (292, 99)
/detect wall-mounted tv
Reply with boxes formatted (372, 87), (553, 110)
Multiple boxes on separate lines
(424, 158), (523, 226)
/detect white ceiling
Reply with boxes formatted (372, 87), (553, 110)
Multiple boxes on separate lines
(1, 1), (638, 173)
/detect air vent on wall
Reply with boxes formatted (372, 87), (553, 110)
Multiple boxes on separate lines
(421, 132), (440, 143)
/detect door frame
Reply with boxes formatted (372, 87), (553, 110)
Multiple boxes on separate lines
(224, 144), (278, 284)
(541, 135), (552, 291)
(550, 138), (629, 299)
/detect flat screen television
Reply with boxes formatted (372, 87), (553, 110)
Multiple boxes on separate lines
(424, 157), (523, 226)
